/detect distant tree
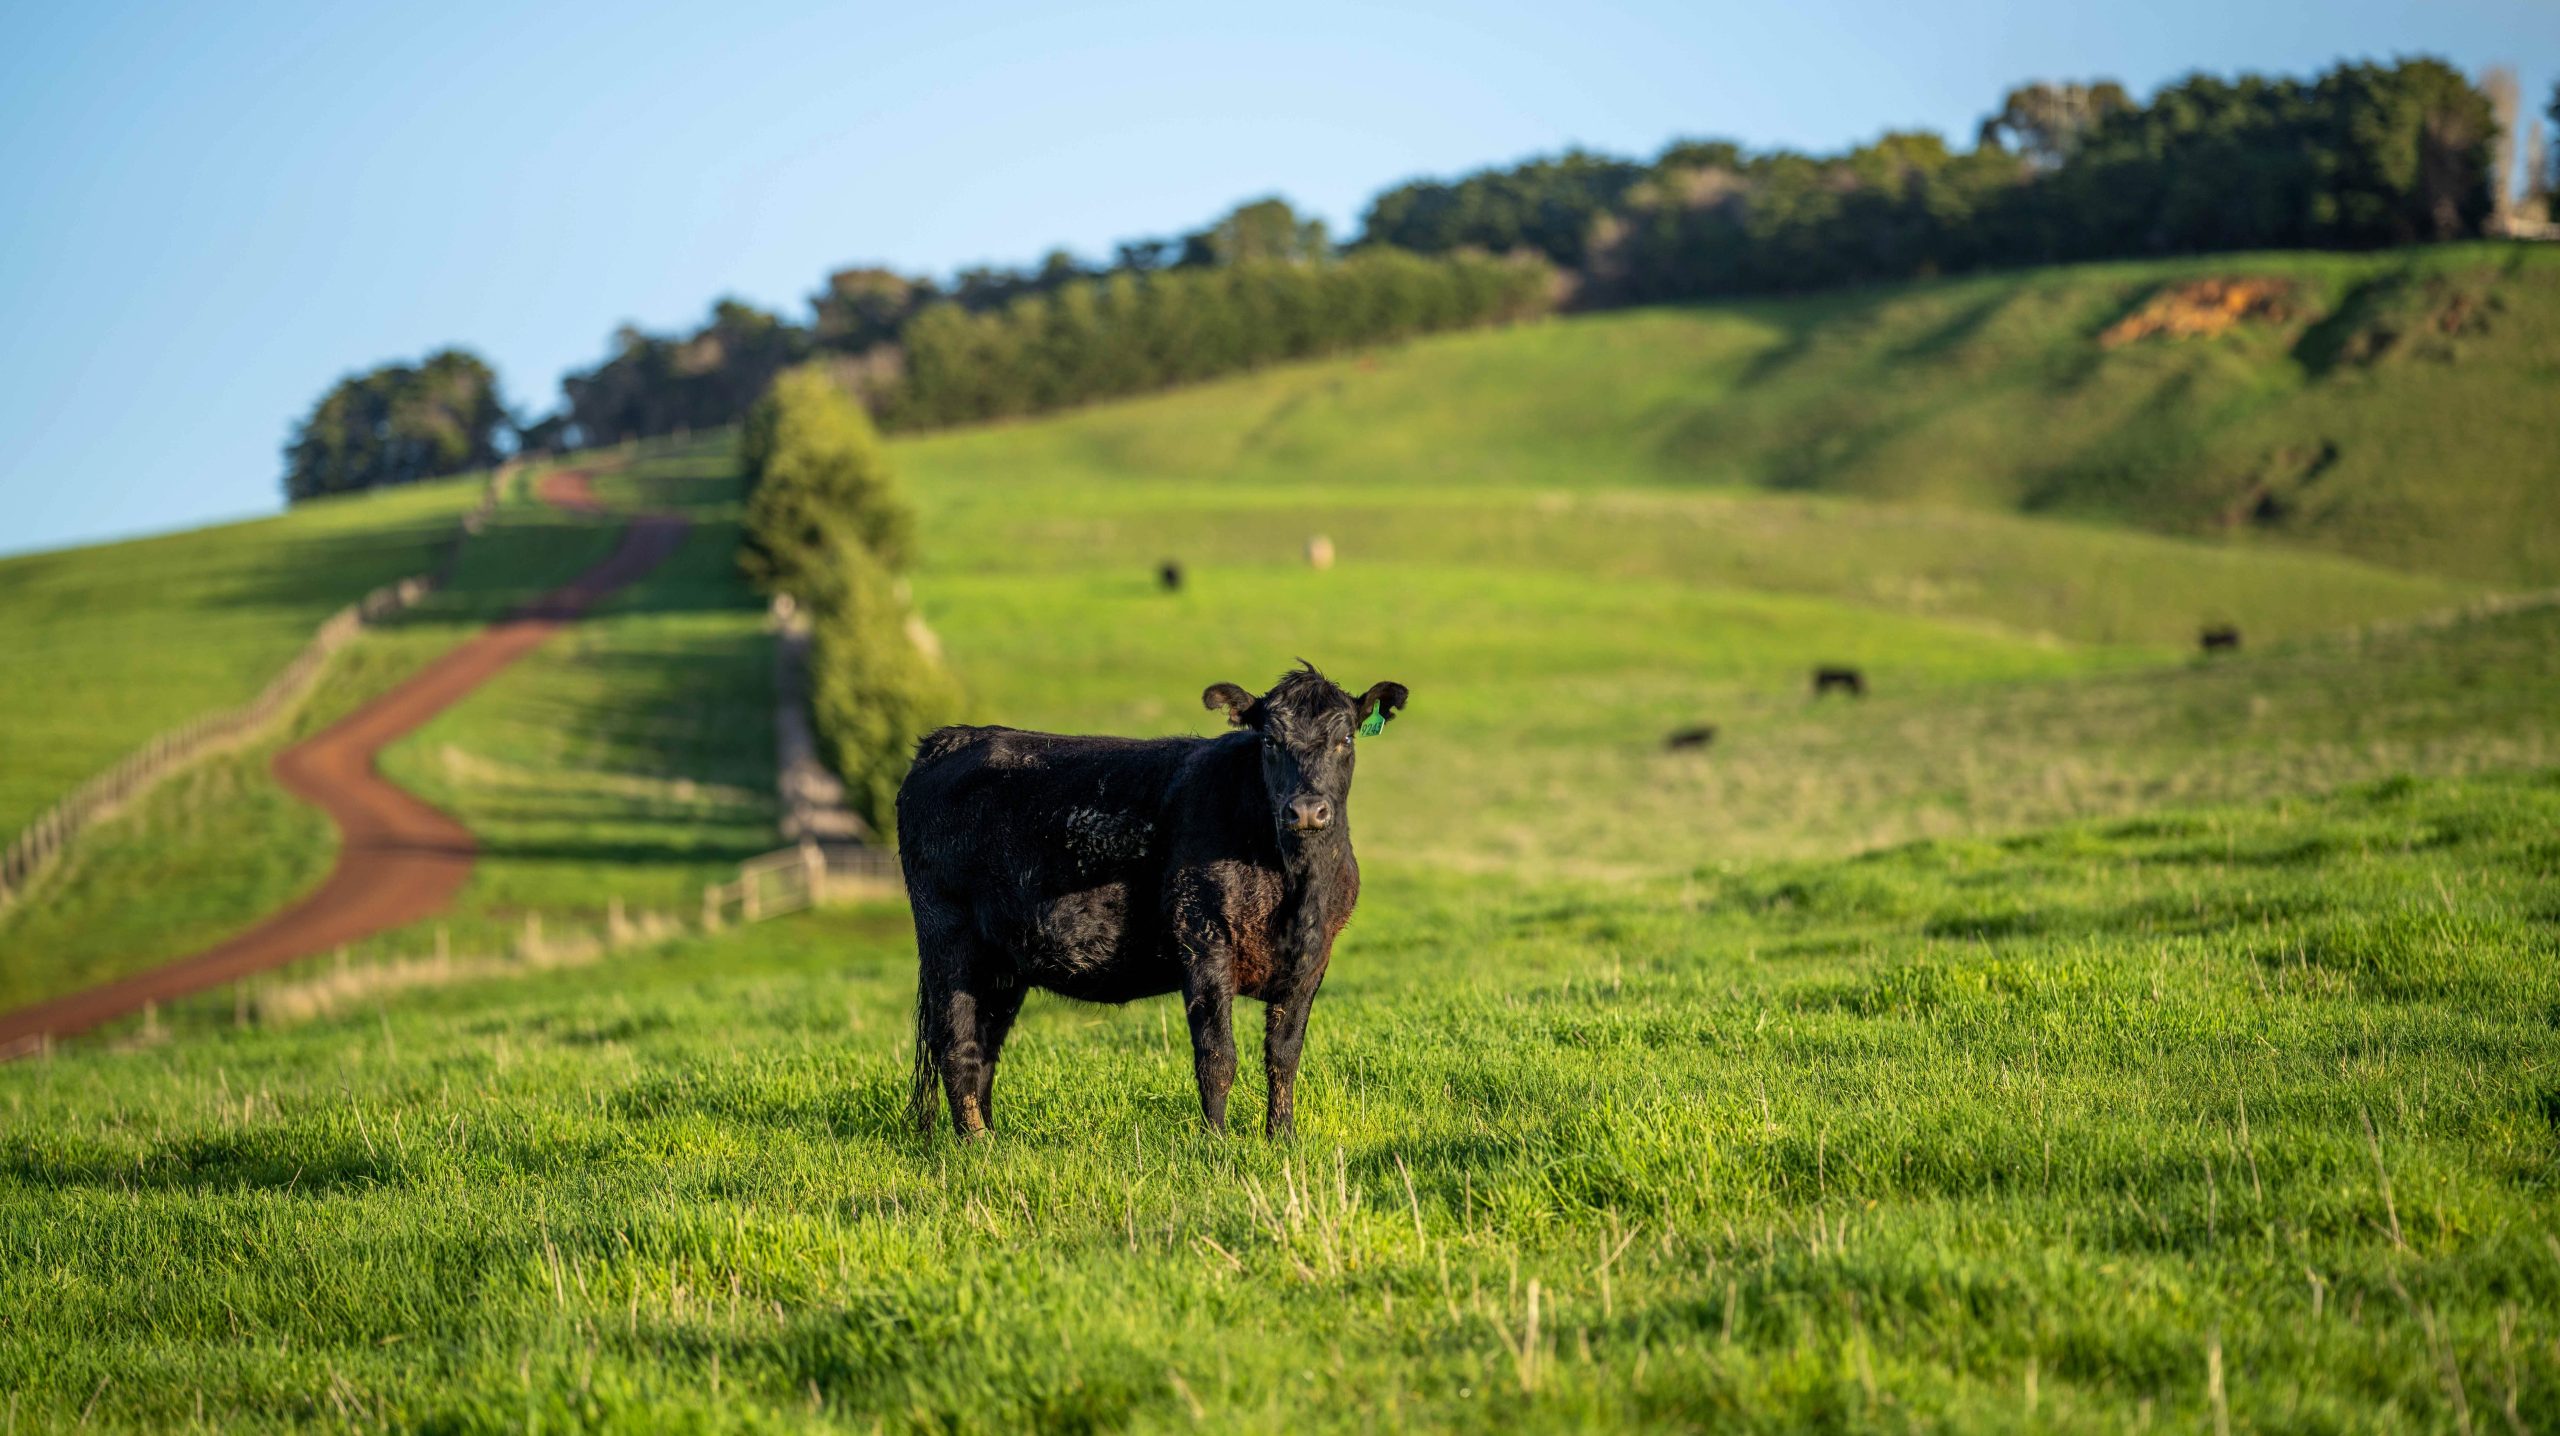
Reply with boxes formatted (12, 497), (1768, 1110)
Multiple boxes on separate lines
(1360, 150), (1647, 268)
(2315, 58), (2498, 242)
(283, 349), (508, 503)
(1656, 138), (1745, 172)
(1114, 237), (1180, 273)
(1978, 81), (2133, 170)
(812, 266), (933, 351)
(560, 298), (808, 446)
(1193, 197), (1330, 266)
(2537, 81), (2560, 216)
(515, 412), (572, 456)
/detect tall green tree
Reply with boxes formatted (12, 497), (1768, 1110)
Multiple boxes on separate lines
(282, 349), (508, 503)
(1192, 197), (1330, 266)
(1360, 151), (1648, 268)
(1978, 81), (2134, 170)
(740, 364), (914, 596)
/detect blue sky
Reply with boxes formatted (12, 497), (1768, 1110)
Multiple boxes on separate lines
(2, 0), (2553, 556)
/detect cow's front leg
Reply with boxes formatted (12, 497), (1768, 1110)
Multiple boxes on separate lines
(1262, 963), (1328, 1139)
(1181, 958), (1238, 1133)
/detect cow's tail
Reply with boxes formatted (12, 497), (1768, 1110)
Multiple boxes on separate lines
(909, 968), (943, 1137)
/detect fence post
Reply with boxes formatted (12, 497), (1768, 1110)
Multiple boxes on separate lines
(743, 872), (762, 923)
(520, 912), (543, 961)
(801, 841), (826, 909)
(702, 885), (722, 932)
(608, 895), (629, 947)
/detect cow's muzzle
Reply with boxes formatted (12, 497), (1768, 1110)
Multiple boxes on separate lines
(1285, 795), (1333, 832)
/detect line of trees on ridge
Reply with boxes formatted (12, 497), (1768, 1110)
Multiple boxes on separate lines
(283, 58), (2558, 503)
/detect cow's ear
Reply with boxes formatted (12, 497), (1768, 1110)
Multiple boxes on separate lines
(1356, 682), (1410, 730)
(1202, 682), (1261, 727)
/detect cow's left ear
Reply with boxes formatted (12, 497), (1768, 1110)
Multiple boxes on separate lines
(1356, 682), (1410, 730)
(1203, 682), (1262, 728)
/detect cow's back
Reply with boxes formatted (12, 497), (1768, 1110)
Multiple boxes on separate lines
(898, 725), (1224, 991)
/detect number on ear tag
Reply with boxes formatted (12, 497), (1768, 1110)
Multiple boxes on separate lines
(1359, 709), (1386, 738)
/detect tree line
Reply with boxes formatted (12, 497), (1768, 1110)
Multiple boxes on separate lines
(283, 58), (2556, 503)
(1380, 61), (2514, 304)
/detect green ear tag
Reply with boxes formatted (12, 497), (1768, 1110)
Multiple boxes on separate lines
(1359, 709), (1387, 738)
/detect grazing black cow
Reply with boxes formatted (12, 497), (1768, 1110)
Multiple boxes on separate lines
(896, 663), (1409, 1140)
(1812, 666), (1866, 698)
(1664, 725), (1717, 751)
(2200, 624), (2242, 654)
(1158, 561), (1184, 593)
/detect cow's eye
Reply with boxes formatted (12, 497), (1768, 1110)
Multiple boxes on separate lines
(1334, 738), (1349, 753)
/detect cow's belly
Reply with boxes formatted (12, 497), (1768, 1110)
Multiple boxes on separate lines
(1014, 883), (1178, 1004)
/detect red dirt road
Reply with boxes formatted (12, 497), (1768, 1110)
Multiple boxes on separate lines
(0, 472), (689, 1052)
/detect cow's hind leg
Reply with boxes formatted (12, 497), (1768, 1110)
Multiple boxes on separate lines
(973, 982), (1028, 1130)
(911, 903), (995, 1139)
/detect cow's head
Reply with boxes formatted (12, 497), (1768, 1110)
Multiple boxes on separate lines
(1203, 663), (1407, 845)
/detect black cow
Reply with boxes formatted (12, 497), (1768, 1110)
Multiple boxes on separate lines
(896, 664), (1409, 1140)
(1812, 666), (1866, 698)
(1158, 561), (1184, 593)
(2200, 624), (2242, 654)
(1663, 725), (1717, 750)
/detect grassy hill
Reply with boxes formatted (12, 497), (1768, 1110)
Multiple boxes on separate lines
(0, 477), (493, 839)
(3, 249), (2559, 1429)
(0, 449), (776, 1013)
(902, 242), (2560, 587)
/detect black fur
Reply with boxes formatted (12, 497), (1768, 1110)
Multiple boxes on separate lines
(2200, 624), (2242, 653)
(896, 664), (1408, 1139)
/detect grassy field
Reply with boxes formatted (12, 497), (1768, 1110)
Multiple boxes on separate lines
(900, 242), (2560, 587)
(371, 445), (782, 952)
(0, 476), (492, 839)
(0, 472), (630, 1011)
(4, 771), (2555, 1429)
(4, 248), (2559, 1430)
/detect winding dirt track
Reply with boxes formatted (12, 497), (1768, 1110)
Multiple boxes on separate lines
(0, 472), (689, 1052)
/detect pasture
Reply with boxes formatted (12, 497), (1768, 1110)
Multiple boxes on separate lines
(3, 250), (2558, 1429)
(4, 772), (2555, 1429)
(0, 478), (490, 840)
(0, 471), (629, 1010)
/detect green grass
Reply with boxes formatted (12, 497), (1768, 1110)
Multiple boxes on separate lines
(373, 442), (782, 953)
(0, 475), (631, 1011)
(899, 242), (2560, 587)
(0, 475), (493, 839)
(6, 249), (2560, 1429)
(4, 772), (2555, 1430)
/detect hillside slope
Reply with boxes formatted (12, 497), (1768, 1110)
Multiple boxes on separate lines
(0, 445), (778, 1014)
(0, 478), (495, 838)
(900, 243), (2560, 587)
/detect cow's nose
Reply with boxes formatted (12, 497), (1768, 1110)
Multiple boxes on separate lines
(1288, 796), (1332, 831)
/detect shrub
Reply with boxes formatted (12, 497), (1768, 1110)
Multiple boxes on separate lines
(739, 364), (953, 841)
(741, 365), (915, 595)
(803, 533), (960, 842)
